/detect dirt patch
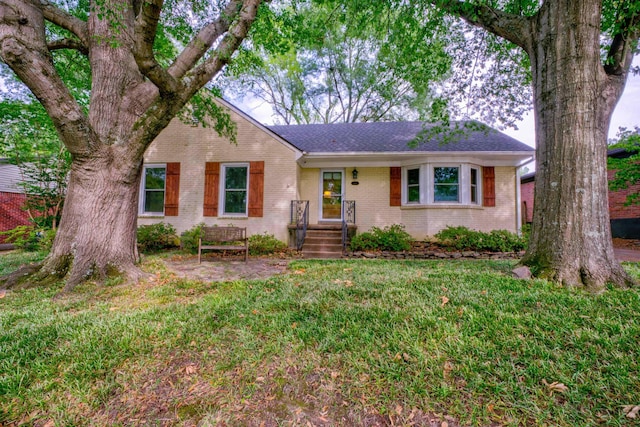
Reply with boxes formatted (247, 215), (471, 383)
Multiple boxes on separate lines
(163, 254), (292, 283)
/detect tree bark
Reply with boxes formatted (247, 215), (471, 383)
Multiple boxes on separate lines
(38, 147), (145, 291)
(520, 0), (634, 291)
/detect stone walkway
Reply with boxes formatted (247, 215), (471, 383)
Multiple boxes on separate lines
(615, 248), (640, 262)
(163, 256), (292, 282)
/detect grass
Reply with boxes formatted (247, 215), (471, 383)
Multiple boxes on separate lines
(0, 251), (639, 426)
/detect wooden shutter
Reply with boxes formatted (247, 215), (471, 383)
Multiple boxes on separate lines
(164, 162), (180, 216)
(203, 162), (220, 217)
(248, 161), (264, 217)
(390, 167), (401, 206)
(482, 166), (496, 207)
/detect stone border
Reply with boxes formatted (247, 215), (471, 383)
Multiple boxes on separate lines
(344, 250), (524, 260)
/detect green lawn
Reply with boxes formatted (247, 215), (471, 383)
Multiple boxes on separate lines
(1, 251), (639, 426)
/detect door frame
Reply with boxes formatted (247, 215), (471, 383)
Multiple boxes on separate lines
(318, 168), (345, 221)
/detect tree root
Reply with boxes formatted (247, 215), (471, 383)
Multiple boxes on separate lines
(0, 262), (45, 290)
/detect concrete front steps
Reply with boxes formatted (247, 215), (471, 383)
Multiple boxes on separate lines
(301, 225), (344, 259)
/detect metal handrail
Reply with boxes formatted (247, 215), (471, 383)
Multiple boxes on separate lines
(341, 200), (356, 252)
(290, 200), (309, 251)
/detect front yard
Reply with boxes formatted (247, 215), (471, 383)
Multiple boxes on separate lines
(1, 251), (639, 426)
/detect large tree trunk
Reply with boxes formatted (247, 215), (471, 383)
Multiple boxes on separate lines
(520, 0), (634, 291)
(38, 146), (145, 291)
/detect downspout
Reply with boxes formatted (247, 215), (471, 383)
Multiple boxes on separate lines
(515, 157), (535, 235)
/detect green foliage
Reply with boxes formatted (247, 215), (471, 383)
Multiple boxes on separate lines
(435, 225), (526, 252)
(350, 224), (413, 252)
(608, 128), (640, 206)
(248, 232), (287, 255)
(0, 226), (40, 251)
(0, 225), (55, 252)
(179, 223), (205, 254)
(136, 223), (179, 253)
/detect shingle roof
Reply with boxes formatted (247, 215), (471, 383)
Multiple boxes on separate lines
(267, 121), (534, 153)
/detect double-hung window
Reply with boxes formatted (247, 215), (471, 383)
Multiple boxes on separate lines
(222, 164), (249, 215)
(406, 167), (421, 203)
(470, 167), (479, 204)
(141, 165), (166, 214)
(433, 166), (460, 202)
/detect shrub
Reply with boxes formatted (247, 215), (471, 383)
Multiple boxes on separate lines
(0, 225), (40, 251)
(350, 224), (413, 252)
(180, 223), (206, 254)
(137, 223), (179, 253)
(248, 232), (287, 255)
(435, 225), (526, 252)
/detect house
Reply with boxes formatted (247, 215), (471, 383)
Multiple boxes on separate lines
(140, 99), (535, 255)
(0, 159), (30, 243)
(520, 147), (640, 239)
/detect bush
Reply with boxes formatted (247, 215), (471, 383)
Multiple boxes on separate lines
(137, 223), (179, 253)
(0, 225), (40, 251)
(435, 225), (526, 252)
(180, 223), (206, 254)
(350, 224), (413, 252)
(248, 232), (287, 255)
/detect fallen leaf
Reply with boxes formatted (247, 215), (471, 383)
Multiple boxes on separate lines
(291, 322), (297, 329)
(440, 296), (449, 307)
(43, 421), (55, 427)
(0, 290), (6, 299)
(542, 379), (569, 394)
(443, 361), (454, 378)
(395, 404), (403, 415)
(441, 421), (449, 427)
(185, 365), (197, 375)
(622, 405), (640, 419)
(331, 371), (339, 379)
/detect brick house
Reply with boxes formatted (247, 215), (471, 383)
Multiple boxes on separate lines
(140, 99), (534, 255)
(521, 147), (640, 238)
(0, 159), (30, 243)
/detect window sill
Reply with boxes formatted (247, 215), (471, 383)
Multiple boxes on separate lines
(138, 214), (165, 218)
(218, 216), (248, 220)
(400, 204), (483, 210)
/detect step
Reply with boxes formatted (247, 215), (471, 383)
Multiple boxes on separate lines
(304, 236), (342, 244)
(306, 230), (342, 237)
(302, 243), (343, 252)
(301, 251), (344, 259)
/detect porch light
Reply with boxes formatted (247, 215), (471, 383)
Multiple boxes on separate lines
(352, 168), (358, 180)
(323, 190), (332, 198)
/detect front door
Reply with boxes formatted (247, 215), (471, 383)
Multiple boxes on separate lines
(320, 170), (343, 220)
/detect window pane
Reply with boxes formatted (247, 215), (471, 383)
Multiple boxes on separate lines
(408, 186), (420, 202)
(225, 167), (247, 189)
(408, 168), (419, 185)
(434, 185), (459, 202)
(471, 186), (477, 203)
(144, 191), (164, 213)
(225, 191), (247, 213)
(145, 167), (166, 190)
(434, 167), (459, 184)
(470, 168), (477, 185)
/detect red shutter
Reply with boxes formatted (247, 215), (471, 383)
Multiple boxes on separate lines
(483, 166), (496, 207)
(390, 167), (401, 206)
(164, 162), (180, 216)
(203, 162), (220, 217)
(248, 161), (264, 217)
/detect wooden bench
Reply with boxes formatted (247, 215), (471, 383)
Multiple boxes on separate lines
(198, 226), (248, 263)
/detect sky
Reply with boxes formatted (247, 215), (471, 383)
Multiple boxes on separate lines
(234, 64), (640, 150)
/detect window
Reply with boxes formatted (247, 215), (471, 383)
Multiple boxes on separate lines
(433, 166), (459, 202)
(407, 168), (420, 203)
(222, 164), (248, 215)
(470, 167), (478, 204)
(142, 165), (166, 214)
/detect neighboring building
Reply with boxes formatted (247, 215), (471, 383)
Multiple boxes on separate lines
(521, 147), (640, 239)
(0, 159), (30, 243)
(140, 99), (534, 250)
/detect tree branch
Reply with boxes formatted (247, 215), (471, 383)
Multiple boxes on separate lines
(183, 0), (261, 94)
(430, 0), (531, 51)
(47, 37), (88, 54)
(168, 0), (244, 80)
(604, 10), (640, 76)
(39, 0), (88, 45)
(132, 0), (180, 94)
